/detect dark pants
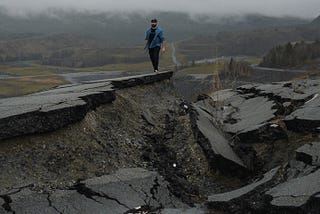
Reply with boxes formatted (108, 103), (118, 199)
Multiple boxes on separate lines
(148, 47), (160, 71)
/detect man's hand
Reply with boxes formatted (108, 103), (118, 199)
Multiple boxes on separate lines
(161, 47), (166, 54)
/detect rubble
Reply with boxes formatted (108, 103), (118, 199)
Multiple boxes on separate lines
(0, 71), (173, 140)
(295, 142), (320, 166)
(0, 168), (191, 214)
(192, 104), (247, 174)
(266, 169), (320, 212)
(1, 72), (320, 214)
(208, 167), (279, 205)
(285, 95), (320, 132)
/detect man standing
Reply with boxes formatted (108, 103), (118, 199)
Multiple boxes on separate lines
(145, 18), (165, 72)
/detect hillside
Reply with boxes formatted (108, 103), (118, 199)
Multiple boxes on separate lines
(310, 15), (320, 26)
(260, 40), (320, 68)
(178, 14), (320, 61)
(0, 34), (151, 67)
(0, 10), (311, 69)
(0, 14), (310, 68)
(301, 14), (320, 40)
(178, 26), (305, 61)
(0, 9), (308, 46)
(1, 71), (320, 213)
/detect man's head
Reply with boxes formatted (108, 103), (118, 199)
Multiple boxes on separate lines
(151, 18), (157, 29)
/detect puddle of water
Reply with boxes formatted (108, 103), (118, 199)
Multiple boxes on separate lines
(0, 74), (12, 79)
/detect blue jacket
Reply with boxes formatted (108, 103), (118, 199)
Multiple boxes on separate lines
(145, 27), (165, 49)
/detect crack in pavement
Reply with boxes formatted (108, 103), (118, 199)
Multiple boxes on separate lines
(0, 194), (15, 214)
(112, 174), (167, 213)
(46, 193), (63, 214)
(112, 175), (149, 206)
(70, 183), (131, 209)
(149, 177), (162, 207)
(0, 184), (33, 214)
(113, 174), (165, 210)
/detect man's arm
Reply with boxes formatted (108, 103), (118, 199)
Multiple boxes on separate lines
(160, 30), (166, 54)
(144, 30), (149, 50)
(161, 40), (166, 54)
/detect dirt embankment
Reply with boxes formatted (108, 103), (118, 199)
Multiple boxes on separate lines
(2, 72), (320, 213)
(1, 79), (239, 206)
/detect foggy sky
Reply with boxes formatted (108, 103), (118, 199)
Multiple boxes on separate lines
(1, 0), (319, 18)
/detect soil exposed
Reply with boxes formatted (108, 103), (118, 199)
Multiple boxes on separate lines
(1, 71), (320, 213)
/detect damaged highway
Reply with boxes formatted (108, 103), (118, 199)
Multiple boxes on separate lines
(0, 71), (320, 213)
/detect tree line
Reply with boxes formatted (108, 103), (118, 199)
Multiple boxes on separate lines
(0, 34), (148, 68)
(260, 40), (320, 68)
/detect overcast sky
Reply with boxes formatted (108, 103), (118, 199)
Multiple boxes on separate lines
(0, 0), (319, 18)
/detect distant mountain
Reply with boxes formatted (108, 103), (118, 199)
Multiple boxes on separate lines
(0, 9), (314, 67)
(0, 9), (309, 47)
(178, 27), (305, 60)
(178, 15), (320, 60)
(260, 40), (320, 68)
(310, 15), (320, 26)
(298, 14), (320, 41)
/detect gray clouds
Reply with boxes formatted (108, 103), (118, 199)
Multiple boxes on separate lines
(1, 0), (319, 18)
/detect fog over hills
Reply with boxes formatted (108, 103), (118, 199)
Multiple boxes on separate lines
(0, 1), (318, 67)
(0, 9), (309, 47)
(310, 14), (320, 26)
(1, 0), (319, 18)
(178, 15), (320, 60)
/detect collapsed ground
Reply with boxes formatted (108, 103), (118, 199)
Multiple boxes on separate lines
(0, 72), (319, 213)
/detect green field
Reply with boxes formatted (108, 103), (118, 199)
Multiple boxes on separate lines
(242, 57), (262, 65)
(0, 43), (264, 98)
(0, 44), (177, 97)
(0, 76), (67, 98)
(0, 64), (56, 76)
(180, 62), (225, 74)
